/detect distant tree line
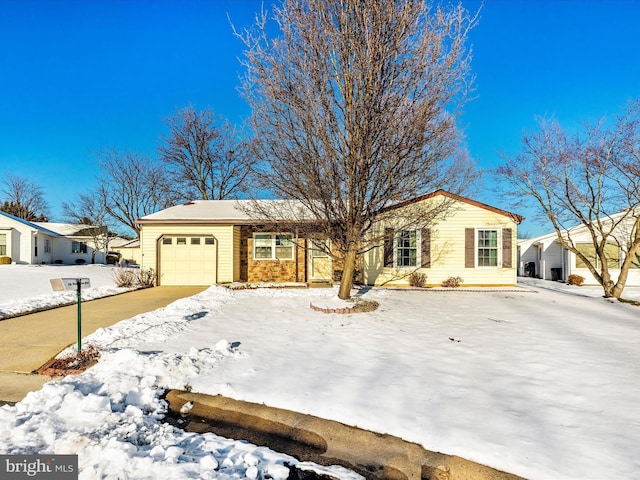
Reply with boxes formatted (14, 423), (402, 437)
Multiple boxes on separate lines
(1, 105), (255, 239)
(63, 105), (255, 238)
(0, 173), (49, 222)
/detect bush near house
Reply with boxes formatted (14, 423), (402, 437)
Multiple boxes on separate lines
(567, 274), (585, 286)
(112, 267), (156, 288)
(0, 256), (11, 265)
(442, 276), (463, 288)
(409, 272), (427, 288)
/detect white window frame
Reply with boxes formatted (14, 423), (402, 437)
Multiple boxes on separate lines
(476, 228), (501, 268)
(253, 233), (294, 260)
(0, 233), (6, 256)
(394, 229), (421, 268)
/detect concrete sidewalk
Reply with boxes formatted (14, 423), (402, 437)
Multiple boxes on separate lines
(0, 286), (207, 403)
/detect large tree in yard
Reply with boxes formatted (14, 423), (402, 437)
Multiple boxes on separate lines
(237, 0), (478, 299)
(496, 100), (640, 299)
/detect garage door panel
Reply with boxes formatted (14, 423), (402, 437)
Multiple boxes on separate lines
(159, 236), (216, 286)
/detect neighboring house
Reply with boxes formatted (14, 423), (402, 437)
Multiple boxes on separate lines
(0, 211), (108, 265)
(33, 222), (108, 264)
(137, 190), (523, 287)
(0, 212), (62, 264)
(518, 212), (640, 286)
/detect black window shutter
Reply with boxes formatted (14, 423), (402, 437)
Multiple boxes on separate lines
(502, 228), (513, 268)
(421, 229), (431, 268)
(465, 228), (475, 268)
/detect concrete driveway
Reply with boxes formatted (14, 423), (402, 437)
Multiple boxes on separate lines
(0, 286), (207, 403)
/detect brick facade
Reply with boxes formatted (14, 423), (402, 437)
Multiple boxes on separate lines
(240, 226), (307, 283)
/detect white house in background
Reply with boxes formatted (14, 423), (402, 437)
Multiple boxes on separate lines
(0, 211), (108, 265)
(518, 212), (640, 286)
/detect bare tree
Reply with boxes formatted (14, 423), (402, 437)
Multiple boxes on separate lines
(158, 105), (254, 201)
(94, 148), (175, 236)
(62, 192), (116, 264)
(236, 0), (478, 299)
(1, 173), (49, 221)
(496, 100), (640, 299)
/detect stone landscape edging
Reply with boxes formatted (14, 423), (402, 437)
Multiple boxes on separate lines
(165, 390), (526, 480)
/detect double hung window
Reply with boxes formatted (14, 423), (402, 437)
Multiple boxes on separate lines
(395, 230), (418, 267)
(477, 230), (498, 267)
(254, 233), (294, 260)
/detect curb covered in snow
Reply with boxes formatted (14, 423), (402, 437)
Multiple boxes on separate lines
(165, 390), (525, 480)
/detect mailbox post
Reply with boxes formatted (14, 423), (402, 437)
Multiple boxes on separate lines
(50, 277), (91, 351)
(76, 278), (82, 351)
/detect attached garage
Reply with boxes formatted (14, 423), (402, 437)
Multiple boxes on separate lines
(158, 235), (217, 286)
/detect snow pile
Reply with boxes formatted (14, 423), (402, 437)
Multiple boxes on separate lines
(1, 347), (359, 480)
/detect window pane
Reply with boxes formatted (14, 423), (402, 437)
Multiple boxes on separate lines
(276, 234), (292, 246)
(311, 239), (329, 258)
(254, 234), (272, 259)
(575, 244), (596, 268)
(191, 237), (201, 245)
(205, 237), (214, 245)
(604, 243), (619, 268)
(275, 234), (293, 259)
(0, 234), (5, 256)
(395, 230), (417, 267)
(477, 230), (498, 267)
(255, 247), (272, 259)
(276, 235), (292, 259)
(255, 234), (271, 247)
(162, 238), (172, 245)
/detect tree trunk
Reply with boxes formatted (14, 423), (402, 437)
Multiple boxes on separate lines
(338, 247), (358, 300)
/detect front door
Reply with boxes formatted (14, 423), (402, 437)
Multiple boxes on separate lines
(308, 239), (331, 282)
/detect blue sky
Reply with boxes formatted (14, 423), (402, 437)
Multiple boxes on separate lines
(1, 0), (638, 237)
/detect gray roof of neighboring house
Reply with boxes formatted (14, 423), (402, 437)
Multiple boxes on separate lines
(112, 238), (140, 248)
(33, 222), (102, 237)
(0, 211), (63, 237)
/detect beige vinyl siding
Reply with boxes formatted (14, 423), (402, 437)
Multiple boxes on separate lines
(233, 226), (241, 281)
(364, 199), (519, 286)
(140, 224), (237, 284)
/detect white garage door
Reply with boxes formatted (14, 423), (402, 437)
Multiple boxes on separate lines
(159, 235), (217, 286)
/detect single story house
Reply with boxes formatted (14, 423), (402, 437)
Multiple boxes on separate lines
(518, 212), (640, 286)
(137, 191), (523, 287)
(0, 211), (108, 265)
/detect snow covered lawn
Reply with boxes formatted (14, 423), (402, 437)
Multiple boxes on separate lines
(0, 264), (132, 318)
(1, 265), (639, 480)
